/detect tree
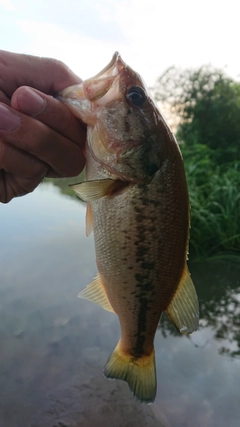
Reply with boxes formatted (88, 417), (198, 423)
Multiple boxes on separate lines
(154, 65), (240, 164)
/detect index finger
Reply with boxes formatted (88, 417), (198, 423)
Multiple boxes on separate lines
(11, 86), (86, 148)
(0, 50), (82, 97)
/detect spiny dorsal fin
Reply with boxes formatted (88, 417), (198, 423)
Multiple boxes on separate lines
(165, 264), (199, 334)
(78, 274), (115, 313)
(86, 202), (93, 236)
(70, 179), (121, 201)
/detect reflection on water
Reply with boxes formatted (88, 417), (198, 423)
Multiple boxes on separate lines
(0, 182), (240, 427)
(159, 261), (240, 357)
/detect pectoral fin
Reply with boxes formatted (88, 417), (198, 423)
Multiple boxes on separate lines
(78, 274), (115, 313)
(165, 264), (199, 334)
(70, 179), (129, 201)
(70, 179), (118, 201)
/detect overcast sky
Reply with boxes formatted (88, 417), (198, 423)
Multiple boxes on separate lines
(0, 0), (239, 86)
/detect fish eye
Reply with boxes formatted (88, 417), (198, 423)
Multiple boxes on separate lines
(127, 86), (146, 107)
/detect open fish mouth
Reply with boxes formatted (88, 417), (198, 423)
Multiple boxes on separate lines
(58, 52), (126, 108)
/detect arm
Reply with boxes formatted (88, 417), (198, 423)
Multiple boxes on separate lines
(0, 50), (86, 203)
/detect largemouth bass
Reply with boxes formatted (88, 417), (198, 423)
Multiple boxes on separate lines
(58, 53), (199, 403)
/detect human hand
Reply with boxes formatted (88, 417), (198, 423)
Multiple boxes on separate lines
(0, 50), (86, 203)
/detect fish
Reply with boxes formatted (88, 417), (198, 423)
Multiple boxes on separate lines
(58, 53), (199, 403)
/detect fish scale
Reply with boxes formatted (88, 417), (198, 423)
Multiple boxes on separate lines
(87, 154), (190, 364)
(58, 52), (199, 403)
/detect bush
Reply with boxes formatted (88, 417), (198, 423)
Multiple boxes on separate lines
(181, 144), (240, 259)
(154, 65), (240, 259)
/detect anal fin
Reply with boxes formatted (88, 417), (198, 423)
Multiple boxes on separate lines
(78, 274), (115, 313)
(165, 264), (199, 334)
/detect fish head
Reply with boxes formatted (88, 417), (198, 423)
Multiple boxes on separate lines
(59, 52), (176, 183)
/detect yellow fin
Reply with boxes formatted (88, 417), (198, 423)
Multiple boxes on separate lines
(86, 202), (93, 236)
(104, 341), (156, 403)
(70, 179), (117, 202)
(78, 275), (115, 313)
(165, 264), (199, 334)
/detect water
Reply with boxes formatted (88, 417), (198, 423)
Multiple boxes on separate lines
(0, 182), (239, 427)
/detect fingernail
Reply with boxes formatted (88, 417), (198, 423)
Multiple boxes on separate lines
(0, 104), (21, 131)
(16, 87), (46, 117)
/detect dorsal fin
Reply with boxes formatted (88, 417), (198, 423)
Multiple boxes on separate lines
(78, 274), (115, 313)
(165, 264), (199, 334)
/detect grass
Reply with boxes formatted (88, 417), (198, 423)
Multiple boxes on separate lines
(182, 144), (240, 261)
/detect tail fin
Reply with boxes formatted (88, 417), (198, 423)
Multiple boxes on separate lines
(104, 341), (156, 403)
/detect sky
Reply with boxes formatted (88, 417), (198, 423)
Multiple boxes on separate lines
(0, 0), (239, 87)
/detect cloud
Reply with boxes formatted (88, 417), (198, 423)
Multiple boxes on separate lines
(0, 0), (14, 10)
(2, 0), (240, 87)
(108, 0), (240, 83)
(16, 20), (127, 81)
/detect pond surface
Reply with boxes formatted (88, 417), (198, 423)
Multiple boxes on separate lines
(0, 182), (239, 427)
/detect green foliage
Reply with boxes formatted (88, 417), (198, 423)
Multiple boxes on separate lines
(154, 65), (240, 259)
(154, 65), (240, 163)
(181, 144), (240, 259)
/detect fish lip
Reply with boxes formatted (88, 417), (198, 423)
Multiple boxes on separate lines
(91, 52), (124, 80)
(83, 52), (126, 103)
(57, 52), (126, 107)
